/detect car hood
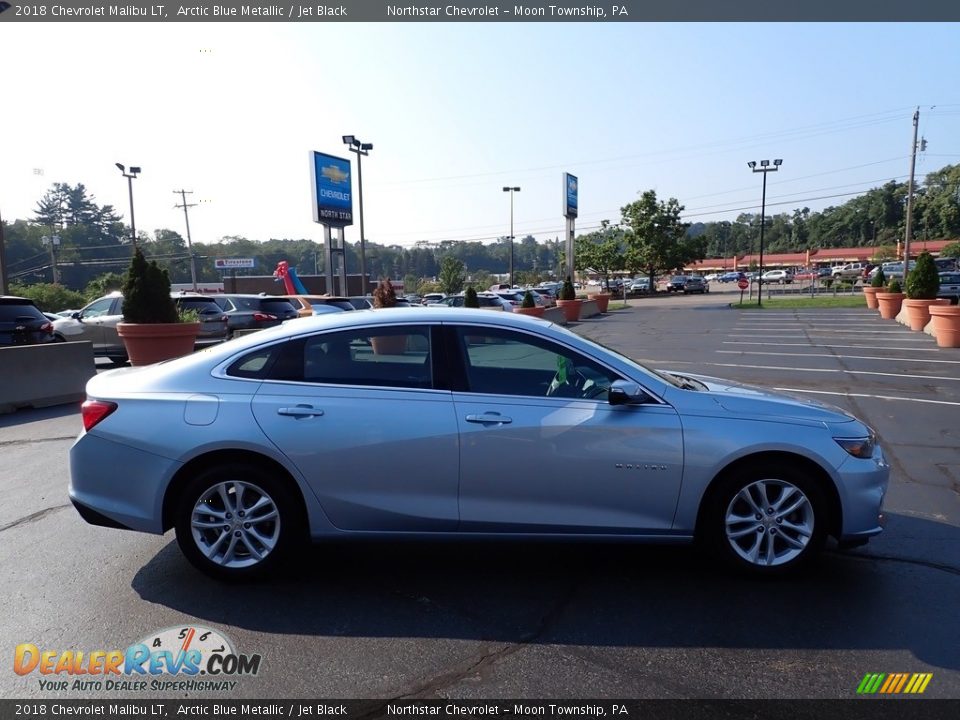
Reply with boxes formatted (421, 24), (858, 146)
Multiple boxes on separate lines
(662, 370), (858, 426)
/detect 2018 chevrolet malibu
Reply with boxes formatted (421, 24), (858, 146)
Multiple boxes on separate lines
(70, 308), (888, 580)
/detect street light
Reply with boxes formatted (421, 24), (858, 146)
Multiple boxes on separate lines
(502, 186), (520, 287)
(116, 163), (141, 249)
(747, 158), (782, 306)
(343, 135), (373, 294)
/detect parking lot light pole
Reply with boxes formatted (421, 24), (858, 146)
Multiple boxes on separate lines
(116, 163), (141, 250)
(747, 159), (781, 306)
(343, 136), (373, 295)
(503, 186), (520, 287)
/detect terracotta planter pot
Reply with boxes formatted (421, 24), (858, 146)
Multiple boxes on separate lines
(556, 299), (583, 322)
(117, 322), (200, 366)
(903, 298), (950, 331)
(862, 286), (880, 310)
(875, 292), (904, 320)
(588, 292), (611, 313)
(513, 306), (545, 318)
(370, 335), (408, 355)
(929, 304), (960, 348)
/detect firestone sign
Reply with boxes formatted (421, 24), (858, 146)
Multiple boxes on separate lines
(214, 258), (255, 269)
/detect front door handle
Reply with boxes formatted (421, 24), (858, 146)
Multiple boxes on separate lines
(278, 405), (324, 418)
(465, 413), (512, 425)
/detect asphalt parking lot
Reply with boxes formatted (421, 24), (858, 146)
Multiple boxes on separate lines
(1, 295), (958, 701)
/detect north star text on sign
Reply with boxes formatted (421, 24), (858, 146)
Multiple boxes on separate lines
(297, 5), (348, 16)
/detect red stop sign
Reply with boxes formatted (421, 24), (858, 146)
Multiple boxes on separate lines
(737, 278), (749, 290)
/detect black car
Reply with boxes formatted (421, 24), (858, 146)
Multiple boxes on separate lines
(212, 294), (299, 337)
(173, 294), (231, 346)
(0, 296), (55, 346)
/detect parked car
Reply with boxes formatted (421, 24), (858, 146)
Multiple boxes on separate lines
(420, 293), (446, 306)
(831, 263), (868, 279)
(938, 272), (960, 304)
(682, 276), (709, 294)
(278, 295), (354, 317)
(717, 272), (743, 283)
(70, 307), (889, 580)
(212, 294), (299, 338)
(52, 292), (229, 364)
(0, 296), (55, 346)
(761, 270), (794, 285)
(934, 257), (958, 272)
(666, 275), (691, 292)
(629, 277), (653, 292)
(496, 290), (546, 308)
(868, 261), (916, 281)
(793, 268), (817, 281)
(439, 292), (510, 310)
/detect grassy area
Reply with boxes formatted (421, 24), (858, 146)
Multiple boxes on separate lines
(732, 296), (867, 309)
(607, 302), (630, 311)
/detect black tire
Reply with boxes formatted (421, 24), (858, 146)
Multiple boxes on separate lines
(701, 463), (827, 576)
(106, 356), (129, 366)
(174, 463), (303, 581)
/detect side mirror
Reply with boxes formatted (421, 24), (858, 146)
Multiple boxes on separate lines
(608, 380), (653, 406)
(71, 312), (82, 320)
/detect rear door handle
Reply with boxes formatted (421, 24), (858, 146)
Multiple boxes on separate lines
(465, 413), (512, 425)
(278, 405), (324, 418)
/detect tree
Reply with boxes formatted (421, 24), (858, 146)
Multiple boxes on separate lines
(437, 256), (466, 295)
(940, 241), (960, 259)
(574, 220), (624, 290)
(620, 190), (701, 293)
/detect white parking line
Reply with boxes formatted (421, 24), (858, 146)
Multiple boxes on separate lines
(716, 350), (960, 364)
(772, 387), (960, 407)
(722, 341), (938, 351)
(731, 329), (917, 334)
(704, 362), (960, 382)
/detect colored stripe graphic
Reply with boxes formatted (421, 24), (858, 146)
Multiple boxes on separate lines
(857, 673), (932, 694)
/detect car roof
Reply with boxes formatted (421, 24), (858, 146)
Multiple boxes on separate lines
(1, 295), (38, 304)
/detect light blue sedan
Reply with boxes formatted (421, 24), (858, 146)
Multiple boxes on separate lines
(70, 308), (888, 580)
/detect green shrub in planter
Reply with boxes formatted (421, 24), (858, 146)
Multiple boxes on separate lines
(905, 252), (939, 299)
(121, 247), (179, 323)
(560, 276), (576, 301)
(464, 286), (479, 308)
(521, 290), (536, 309)
(887, 279), (902, 294)
(870, 269), (886, 288)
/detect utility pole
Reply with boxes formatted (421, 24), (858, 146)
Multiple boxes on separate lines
(174, 189), (199, 291)
(903, 108), (920, 282)
(0, 206), (9, 294)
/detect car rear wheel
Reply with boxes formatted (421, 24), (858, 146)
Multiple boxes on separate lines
(175, 464), (301, 581)
(704, 465), (826, 575)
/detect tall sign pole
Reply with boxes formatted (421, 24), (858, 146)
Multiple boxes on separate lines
(563, 173), (578, 282)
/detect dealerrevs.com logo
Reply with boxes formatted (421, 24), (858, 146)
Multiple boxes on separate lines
(14, 626), (262, 692)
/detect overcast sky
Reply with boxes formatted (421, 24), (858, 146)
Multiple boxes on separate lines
(2, 22), (959, 249)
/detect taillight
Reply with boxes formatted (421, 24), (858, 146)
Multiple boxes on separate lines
(81, 400), (117, 431)
(41, 322), (53, 334)
(252, 312), (277, 322)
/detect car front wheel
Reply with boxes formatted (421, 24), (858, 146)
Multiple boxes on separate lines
(175, 464), (301, 581)
(704, 465), (827, 575)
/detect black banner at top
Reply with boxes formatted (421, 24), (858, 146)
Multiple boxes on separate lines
(0, 1), (959, 22)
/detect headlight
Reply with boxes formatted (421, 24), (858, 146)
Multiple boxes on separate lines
(834, 435), (876, 459)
